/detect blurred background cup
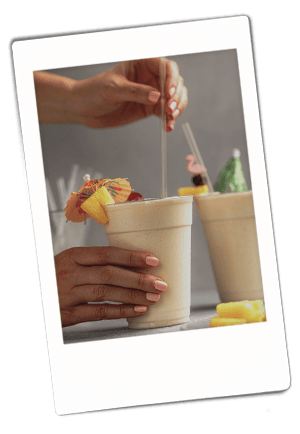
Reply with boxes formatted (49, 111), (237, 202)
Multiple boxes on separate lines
(195, 191), (264, 302)
(104, 196), (193, 329)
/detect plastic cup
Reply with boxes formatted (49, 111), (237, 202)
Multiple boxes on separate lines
(104, 196), (193, 329)
(195, 191), (264, 302)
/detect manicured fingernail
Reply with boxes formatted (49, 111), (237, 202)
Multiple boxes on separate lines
(169, 87), (176, 97)
(148, 91), (160, 103)
(170, 101), (177, 111)
(154, 280), (167, 292)
(146, 255), (159, 266)
(172, 109), (180, 119)
(134, 306), (148, 312)
(146, 293), (161, 302)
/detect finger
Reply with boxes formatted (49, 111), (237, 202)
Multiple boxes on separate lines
(166, 85), (188, 132)
(116, 75), (161, 105)
(70, 246), (159, 269)
(72, 284), (161, 306)
(158, 113), (176, 132)
(61, 303), (148, 327)
(166, 118), (175, 132)
(76, 265), (168, 294)
(165, 76), (184, 116)
(140, 57), (180, 98)
(165, 59), (180, 98)
(175, 85), (188, 116)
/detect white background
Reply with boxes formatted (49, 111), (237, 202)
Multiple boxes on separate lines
(14, 16), (290, 415)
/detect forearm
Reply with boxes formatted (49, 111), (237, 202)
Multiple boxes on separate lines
(33, 71), (77, 124)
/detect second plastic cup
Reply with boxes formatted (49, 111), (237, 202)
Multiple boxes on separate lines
(104, 196), (193, 329)
(195, 191), (264, 302)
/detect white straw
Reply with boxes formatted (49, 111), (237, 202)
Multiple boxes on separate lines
(160, 57), (167, 198)
(66, 164), (80, 197)
(182, 122), (214, 193)
(45, 178), (57, 211)
(56, 177), (67, 210)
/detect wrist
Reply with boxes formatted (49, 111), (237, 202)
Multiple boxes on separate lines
(34, 71), (78, 124)
(65, 79), (86, 124)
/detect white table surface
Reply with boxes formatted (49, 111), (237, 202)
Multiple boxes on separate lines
(63, 290), (220, 344)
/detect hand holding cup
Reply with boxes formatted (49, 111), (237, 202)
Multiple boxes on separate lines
(55, 246), (167, 327)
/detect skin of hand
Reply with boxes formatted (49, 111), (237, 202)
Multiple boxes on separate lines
(34, 58), (188, 132)
(55, 246), (168, 327)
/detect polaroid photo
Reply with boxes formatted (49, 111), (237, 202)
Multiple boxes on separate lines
(12, 16), (290, 415)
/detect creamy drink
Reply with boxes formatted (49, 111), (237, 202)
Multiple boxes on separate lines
(104, 196), (193, 329)
(195, 191), (264, 302)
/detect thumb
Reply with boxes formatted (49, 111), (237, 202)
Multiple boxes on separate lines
(117, 78), (161, 105)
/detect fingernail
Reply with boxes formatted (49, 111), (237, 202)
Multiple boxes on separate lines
(170, 101), (177, 111)
(167, 123), (174, 132)
(134, 306), (148, 312)
(169, 87), (176, 97)
(154, 280), (167, 292)
(148, 91), (160, 103)
(146, 293), (161, 302)
(146, 255), (159, 266)
(173, 109), (180, 119)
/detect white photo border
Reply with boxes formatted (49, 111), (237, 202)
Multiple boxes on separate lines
(13, 16), (290, 415)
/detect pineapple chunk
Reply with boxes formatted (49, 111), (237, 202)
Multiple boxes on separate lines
(210, 300), (266, 328)
(216, 300), (265, 323)
(210, 317), (247, 327)
(81, 186), (114, 225)
(178, 185), (208, 196)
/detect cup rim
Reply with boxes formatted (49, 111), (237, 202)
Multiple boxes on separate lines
(196, 190), (252, 200)
(105, 195), (193, 210)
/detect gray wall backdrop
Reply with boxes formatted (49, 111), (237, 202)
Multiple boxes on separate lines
(40, 49), (251, 306)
